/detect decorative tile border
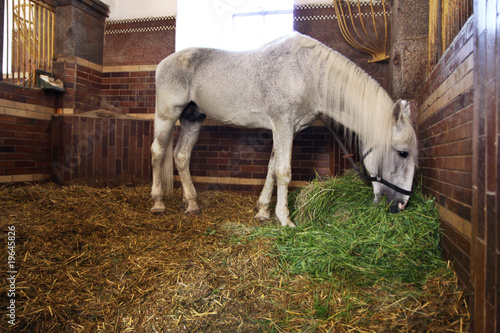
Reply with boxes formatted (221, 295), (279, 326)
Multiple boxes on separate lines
(294, 1), (386, 10)
(294, 12), (390, 21)
(294, 2), (390, 22)
(106, 16), (176, 25)
(105, 25), (175, 35)
(295, 14), (337, 21)
(295, 11), (389, 20)
(105, 16), (176, 35)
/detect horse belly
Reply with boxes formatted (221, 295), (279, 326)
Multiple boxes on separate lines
(192, 77), (272, 129)
(188, 49), (309, 130)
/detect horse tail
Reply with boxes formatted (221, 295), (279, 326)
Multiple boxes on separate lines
(161, 132), (174, 197)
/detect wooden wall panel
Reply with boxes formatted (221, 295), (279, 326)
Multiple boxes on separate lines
(471, 1), (500, 332)
(418, 17), (474, 291)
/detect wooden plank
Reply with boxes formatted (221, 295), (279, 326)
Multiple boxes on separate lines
(419, 54), (474, 123)
(0, 0), (5, 81)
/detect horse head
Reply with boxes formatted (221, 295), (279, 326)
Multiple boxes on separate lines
(363, 100), (418, 213)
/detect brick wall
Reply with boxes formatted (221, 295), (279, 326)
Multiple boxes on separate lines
(294, 2), (391, 90)
(101, 68), (156, 115)
(104, 16), (176, 66)
(0, 83), (56, 183)
(101, 16), (173, 117)
(51, 115), (153, 186)
(50, 116), (335, 192)
(418, 17), (474, 290)
(179, 123), (332, 194)
(0, 0), (109, 185)
(53, 57), (104, 114)
(51, 0), (108, 114)
(53, 56), (157, 116)
(0, 114), (52, 183)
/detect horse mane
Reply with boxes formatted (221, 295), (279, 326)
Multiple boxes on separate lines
(291, 33), (415, 168)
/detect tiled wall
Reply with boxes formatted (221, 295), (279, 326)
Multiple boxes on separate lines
(418, 18), (474, 290)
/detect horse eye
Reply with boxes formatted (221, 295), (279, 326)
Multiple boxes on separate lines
(397, 151), (409, 159)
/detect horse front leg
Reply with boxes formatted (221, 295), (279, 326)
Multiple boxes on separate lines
(273, 131), (295, 228)
(255, 148), (276, 221)
(174, 118), (203, 215)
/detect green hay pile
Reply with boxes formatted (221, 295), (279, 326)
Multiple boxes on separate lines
(263, 170), (444, 286)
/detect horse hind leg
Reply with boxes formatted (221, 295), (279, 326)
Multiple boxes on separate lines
(150, 116), (177, 214)
(174, 117), (204, 215)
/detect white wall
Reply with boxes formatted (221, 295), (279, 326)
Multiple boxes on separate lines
(101, 0), (177, 20)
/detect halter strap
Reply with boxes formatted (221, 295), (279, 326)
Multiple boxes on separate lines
(318, 117), (412, 196)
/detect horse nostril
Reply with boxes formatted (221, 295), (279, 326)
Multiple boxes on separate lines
(389, 203), (400, 213)
(389, 200), (406, 213)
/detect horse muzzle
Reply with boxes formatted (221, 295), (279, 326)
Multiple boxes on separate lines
(389, 200), (408, 213)
(374, 186), (409, 213)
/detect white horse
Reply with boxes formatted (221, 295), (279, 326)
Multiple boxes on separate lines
(150, 33), (417, 227)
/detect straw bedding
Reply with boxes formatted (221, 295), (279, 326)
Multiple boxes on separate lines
(0, 175), (469, 332)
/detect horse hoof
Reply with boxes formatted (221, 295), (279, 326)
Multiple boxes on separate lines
(254, 213), (270, 222)
(282, 221), (296, 228)
(185, 209), (201, 216)
(150, 207), (165, 214)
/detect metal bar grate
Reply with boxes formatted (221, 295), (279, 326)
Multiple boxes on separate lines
(2, 0), (55, 87)
(332, 0), (390, 63)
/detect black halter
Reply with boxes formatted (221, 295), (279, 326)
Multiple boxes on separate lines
(319, 117), (412, 196)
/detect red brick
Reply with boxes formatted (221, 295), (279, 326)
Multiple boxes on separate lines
(0, 114), (18, 123)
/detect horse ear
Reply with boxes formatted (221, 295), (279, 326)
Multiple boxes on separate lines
(392, 99), (403, 123)
(401, 100), (411, 117)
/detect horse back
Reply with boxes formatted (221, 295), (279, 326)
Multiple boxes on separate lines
(155, 34), (319, 129)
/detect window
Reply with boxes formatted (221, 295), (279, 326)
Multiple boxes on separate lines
(176, 0), (293, 52)
(1, 0), (55, 87)
(231, 9), (293, 51)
